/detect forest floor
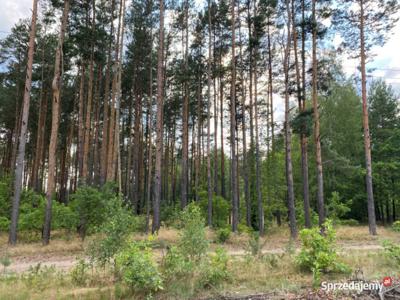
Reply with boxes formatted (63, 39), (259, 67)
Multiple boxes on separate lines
(0, 225), (399, 299)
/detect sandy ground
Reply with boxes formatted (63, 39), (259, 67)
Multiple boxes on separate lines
(6, 243), (384, 274)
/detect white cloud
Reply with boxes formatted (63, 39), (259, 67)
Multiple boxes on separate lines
(0, 0), (32, 36)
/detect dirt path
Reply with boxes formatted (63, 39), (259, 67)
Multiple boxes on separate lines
(6, 243), (384, 274)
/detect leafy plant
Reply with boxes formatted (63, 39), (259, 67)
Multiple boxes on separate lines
(202, 247), (230, 287)
(69, 184), (116, 237)
(198, 192), (230, 228)
(216, 227), (231, 244)
(87, 197), (137, 267)
(392, 221), (400, 232)
(0, 216), (10, 231)
(0, 252), (11, 274)
(178, 203), (209, 261)
(70, 259), (90, 286)
(246, 232), (267, 257)
(382, 240), (400, 265)
(326, 192), (352, 222)
(295, 220), (350, 286)
(116, 243), (163, 294)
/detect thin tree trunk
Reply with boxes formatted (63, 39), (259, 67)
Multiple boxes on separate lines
(230, 0), (239, 232)
(77, 65), (86, 179)
(207, 0), (213, 226)
(284, 0), (297, 239)
(312, 0), (325, 227)
(82, 0), (96, 181)
(292, 0), (311, 228)
(359, 0), (377, 235)
(181, 0), (189, 209)
(99, 0), (115, 184)
(152, 0), (165, 233)
(145, 29), (153, 232)
(9, 0), (39, 245)
(43, 0), (71, 245)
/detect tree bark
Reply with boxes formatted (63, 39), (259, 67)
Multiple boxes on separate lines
(181, 0), (189, 209)
(230, 0), (239, 232)
(43, 0), (71, 245)
(359, 0), (377, 235)
(9, 0), (39, 245)
(284, 0), (297, 239)
(292, 0), (311, 228)
(312, 0), (325, 227)
(152, 0), (165, 233)
(207, 0), (213, 226)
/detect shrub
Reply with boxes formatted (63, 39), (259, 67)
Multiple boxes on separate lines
(69, 184), (116, 237)
(161, 205), (181, 228)
(178, 203), (209, 261)
(0, 176), (11, 218)
(238, 223), (253, 234)
(202, 247), (230, 287)
(382, 240), (400, 265)
(216, 227), (231, 244)
(116, 243), (163, 294)
(295, 220), (350, 286)
(17, 190), (78, 235)
(246, 232), (266, 257)
(327, 192), (351, 222)
(0, 216), (10, 231)
(339, 219), (359, 226)
(392, 221), (400, 232)
(198, 192), (230, 228)
(70, 259), (90, 286)
(87, 197), (137, 267)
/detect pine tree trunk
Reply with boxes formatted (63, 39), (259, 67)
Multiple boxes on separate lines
(78, 65), (86, 179)
(238, 0), (251, 228)
(230, 0), (239, 232)
(82, 0), (96, 181)
(284, 0), (297, 239)
(152, 0), (165, 233)
(99, 0), (115, 184)
(181, 0), (189, 209)
(292, 0), (311, 228)
(8, 0), (39, 245)
(207, 0), (213, 226)
(254, 50), (264, 235)
(312, 0), (325, 228)
(43, 0), (71, 245)
(359, 0), (377, 235)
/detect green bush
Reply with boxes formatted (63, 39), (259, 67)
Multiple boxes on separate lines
(339, 219), (359, 226)
(17, 190), (78, 234)
(295, 220), (350, 286)
(69, 184), (116, 237)
(0, 216), (10, 231)
(87, 197), (137, 267)
(383, 240), (400, 265)
(70, 259), (90, 286)
(178, 203), (209, 261)
(202, 247), (230, 287)
(216, 227), (231, 244)
(392, 221), (400, 232)
(116, 243), (163, 294)
(327, 192), (351, 222)
(198, 192), (230, 228)
(237, 223), (253, 234)
(0, 176), (11, 218)
(246, 232), (266, 257)
(161, 205), (182, 228)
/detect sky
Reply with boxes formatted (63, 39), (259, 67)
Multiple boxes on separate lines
(1, 0), (399, 95)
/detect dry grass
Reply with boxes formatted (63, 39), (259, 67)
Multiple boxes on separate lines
(0, 232), (84, 258)
(0, 226), (400, 299)
(336, 225), (400, 244)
